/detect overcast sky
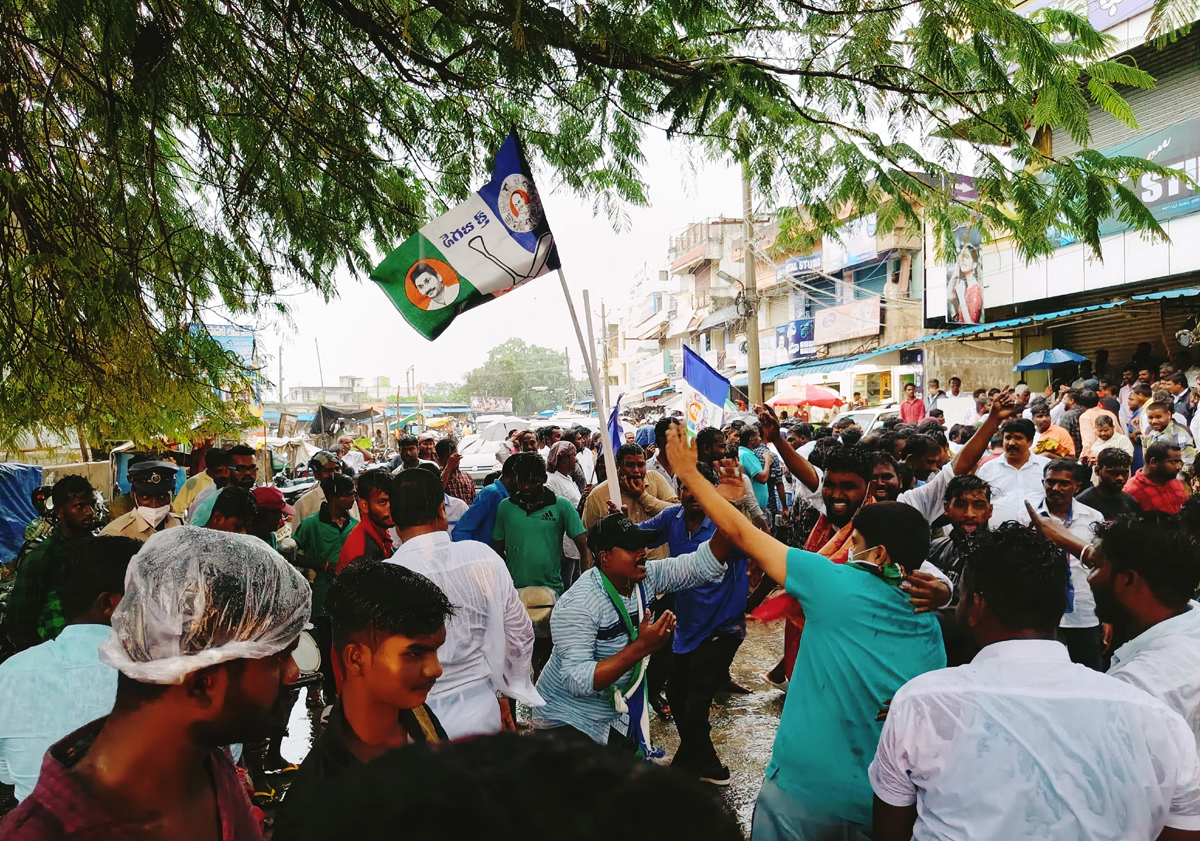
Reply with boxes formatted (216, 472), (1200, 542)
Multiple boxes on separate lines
(257, 131), (743, 401)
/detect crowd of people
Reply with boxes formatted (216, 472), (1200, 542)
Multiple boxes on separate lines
(3, 346), (1200, 840)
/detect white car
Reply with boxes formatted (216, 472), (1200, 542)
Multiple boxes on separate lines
(835, 404), (900, 435)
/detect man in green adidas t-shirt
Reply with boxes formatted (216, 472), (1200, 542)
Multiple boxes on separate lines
(492, 453), (589, 594)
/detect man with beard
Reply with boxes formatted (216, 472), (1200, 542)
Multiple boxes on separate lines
(390, 435), (438, 474)
(1015, 461), (1105, 669)
(926, 476), (992, 595)
(696, 428), (769, 531)
(0, 527), (310, 840)
(173, 448), (229, 516)
(337, 469), (396, 570)
(189, 445), (258, 528)
(7, 475), (101, 651)
(1077, 447), (1142, 520)
(1086, 514), (1200, 751)
(870, 523), (1200, 841)
(493, 453), (589, 676)
(1125, 441), (1189, 514)
(1031, 401), (1076, 458)
(493, 454), (590, 595)
(581, 444), (678, 560)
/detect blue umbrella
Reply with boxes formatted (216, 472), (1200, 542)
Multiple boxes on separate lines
(1013, 349), (1088, 371)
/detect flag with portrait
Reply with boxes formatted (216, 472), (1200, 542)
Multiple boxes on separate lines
(372, 131), (561, 340)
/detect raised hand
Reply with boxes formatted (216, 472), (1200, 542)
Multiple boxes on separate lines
(756, 404), (783, 443)
(714, 458), (746, 502)
(665, 423), (700, 478)
(989, 391), (1020, 422)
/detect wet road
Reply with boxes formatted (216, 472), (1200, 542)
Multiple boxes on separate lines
(282, 620), (785, 836)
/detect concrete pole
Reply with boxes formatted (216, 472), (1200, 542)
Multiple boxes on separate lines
(742, 162), (762, 406)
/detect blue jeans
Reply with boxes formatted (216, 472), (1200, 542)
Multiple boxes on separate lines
(752, 773), (872, 841)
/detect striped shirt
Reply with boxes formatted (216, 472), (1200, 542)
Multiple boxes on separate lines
(532, 542), (725, 744)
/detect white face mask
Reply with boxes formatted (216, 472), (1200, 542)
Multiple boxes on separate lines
(137, 504), (171, 528)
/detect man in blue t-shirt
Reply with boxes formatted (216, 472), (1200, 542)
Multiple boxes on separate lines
(452, 453), (516, 544)
(638, 462), (749, 786)
(666, 424), (945, 841)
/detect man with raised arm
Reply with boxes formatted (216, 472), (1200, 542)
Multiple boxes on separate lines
(665, 427), (946, 841)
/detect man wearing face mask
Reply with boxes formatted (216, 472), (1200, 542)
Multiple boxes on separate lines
(100, 461), (184, 541)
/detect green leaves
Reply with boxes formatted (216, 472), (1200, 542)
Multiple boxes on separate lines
(0, 0), (1182, 444)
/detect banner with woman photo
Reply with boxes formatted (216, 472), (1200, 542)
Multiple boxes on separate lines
(945, 226), (984, 324)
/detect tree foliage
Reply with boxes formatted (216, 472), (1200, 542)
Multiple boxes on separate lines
(2, 0), (1192, 444)
(464, 339), (575, 416)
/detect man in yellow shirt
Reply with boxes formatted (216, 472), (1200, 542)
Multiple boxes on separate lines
(172, 448), (229, 515)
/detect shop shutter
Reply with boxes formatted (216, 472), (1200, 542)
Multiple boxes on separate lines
(767, 293), (792, 328)
(1056, 31), (1200, 156)
(1055, 303), (1200, 367)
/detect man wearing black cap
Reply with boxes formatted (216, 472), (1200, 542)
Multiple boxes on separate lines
(294, 451), (359, 525)
(532, 513), (733, 758)
(100, 460), (183, 541)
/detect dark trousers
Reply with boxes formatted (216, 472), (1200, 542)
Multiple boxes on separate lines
(667, 632), (743, 772)
(311, 615), (337, 698)
(1058, 625), (1104, 671)
(648, 594), (675, 702)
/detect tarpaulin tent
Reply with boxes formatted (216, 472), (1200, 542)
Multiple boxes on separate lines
(0, 463), (43, 564)
(308, 405), (378, 436)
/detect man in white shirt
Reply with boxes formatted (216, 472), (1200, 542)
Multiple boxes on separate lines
(870, 522), (1200, 841)
(1085, 513), (1200, 753)
(1015, 459), (1105, 669)
(975, 417), (1050, 526)
(337, 434), (373, 474)
(386, 469), (542, 739)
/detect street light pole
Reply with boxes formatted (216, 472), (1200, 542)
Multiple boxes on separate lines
(742, 161), (762, 406)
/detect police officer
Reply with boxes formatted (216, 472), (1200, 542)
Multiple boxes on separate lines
(100, 461), (184, 541)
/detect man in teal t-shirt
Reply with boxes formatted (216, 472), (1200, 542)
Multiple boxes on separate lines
(738, 426), (770, 511)
(666, 424), (945, 841)
(492, 453), (589, 594)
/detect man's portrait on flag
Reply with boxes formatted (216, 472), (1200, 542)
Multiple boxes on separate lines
(407, 259), (460, 310)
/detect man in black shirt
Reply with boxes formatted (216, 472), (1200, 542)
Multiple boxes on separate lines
(273, 562), (453, 840)
(926, 475), (993, 666)
(1076, 447), (1142, 521)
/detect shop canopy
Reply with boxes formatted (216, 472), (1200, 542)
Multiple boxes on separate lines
(309, 404), (378, 435)
(730, 293), (1167, 388)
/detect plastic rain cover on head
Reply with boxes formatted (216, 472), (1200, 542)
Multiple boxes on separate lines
(99, 526), (312, 684)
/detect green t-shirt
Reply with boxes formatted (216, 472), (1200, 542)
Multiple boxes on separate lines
(492, 491), (585, 594)
(292, 506), (354, 615)
(766, 548), (945, 826)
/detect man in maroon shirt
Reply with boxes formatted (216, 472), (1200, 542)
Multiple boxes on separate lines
(899, 382), (926, 424)
(337, 469), (395, 572)
(1124, 441), (1188, 514)
(1, 526), (311, 841)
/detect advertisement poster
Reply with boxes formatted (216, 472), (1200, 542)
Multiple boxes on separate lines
(945, 226), (984, 324)
(773, 319), (817, 365)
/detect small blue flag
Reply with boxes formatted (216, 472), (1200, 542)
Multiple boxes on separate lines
(608, 393), (624, 453)
(682, 347), (731, 407)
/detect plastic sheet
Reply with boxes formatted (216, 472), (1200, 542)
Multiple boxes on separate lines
(100, 526), (311, 683)
(0, 463), (44, 564)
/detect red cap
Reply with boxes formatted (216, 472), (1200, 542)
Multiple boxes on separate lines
(252, 486), (296, 516)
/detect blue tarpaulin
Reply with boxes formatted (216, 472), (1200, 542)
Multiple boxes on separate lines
(0, 463), (43, 564)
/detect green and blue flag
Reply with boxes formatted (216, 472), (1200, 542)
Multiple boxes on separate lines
(372, 131), (560, 340)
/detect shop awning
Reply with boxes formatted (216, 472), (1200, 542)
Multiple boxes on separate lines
(1131, 286), (1200, 302)
(644, 385), (677, 399)
(731, 295), (1144, 388)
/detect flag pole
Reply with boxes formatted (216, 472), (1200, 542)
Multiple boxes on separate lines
(558, 269), (621, 508)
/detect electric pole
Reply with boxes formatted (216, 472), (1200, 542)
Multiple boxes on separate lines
(315, 338), (326, 404)
(742, 161), (762, 405)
